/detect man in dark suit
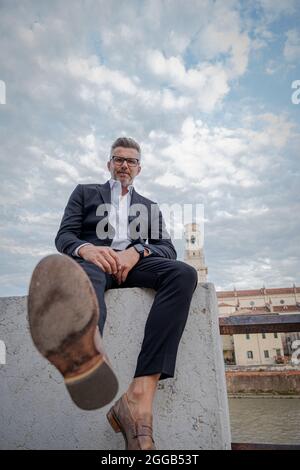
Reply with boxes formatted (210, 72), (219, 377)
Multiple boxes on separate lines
(28, 137), (197, 450)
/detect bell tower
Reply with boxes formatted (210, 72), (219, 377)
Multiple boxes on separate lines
(184, 223), (208, 282)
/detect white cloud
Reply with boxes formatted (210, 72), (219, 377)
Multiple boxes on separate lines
(146, 49), (231, 112)
(265, 59), (282, 75)
(155, 172), (186, 189)
(18, 211), (59, 226)
(77, 134), (107, 174)
(258, 0), (297, 21)
(0, 238), (52, 257)
(284, 29), (300, 62)
(0, 0), (299, 295)
(151, 113), (295, 192)
(192, 5), (250, 77)
(66, 56), (138, 96)
(43, 155), (80, 181)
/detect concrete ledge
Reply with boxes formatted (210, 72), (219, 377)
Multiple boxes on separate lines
(0, 284), (231, 450)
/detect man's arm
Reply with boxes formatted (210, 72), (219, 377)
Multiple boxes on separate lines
(142, 203), (177, 260)
(55, 184), (91, 256)
(55, 185), (122, 273)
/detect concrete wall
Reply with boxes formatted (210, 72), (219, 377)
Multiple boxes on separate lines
(226, 370), (300, 395)
(0, 284), (231, 450)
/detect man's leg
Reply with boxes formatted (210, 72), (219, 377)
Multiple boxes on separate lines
(75, 256), (198, 383)
(74, 258), (116, 335)
(121, 258), (198, 418)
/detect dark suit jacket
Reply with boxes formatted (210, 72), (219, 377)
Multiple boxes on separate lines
(55, 181), (177, 260)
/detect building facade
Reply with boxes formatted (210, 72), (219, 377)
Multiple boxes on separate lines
(233, 332), (284, 366)
(182, 228), (300, 367)
(217, 286), (300, 366)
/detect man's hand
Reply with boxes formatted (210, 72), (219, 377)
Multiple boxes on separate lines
(114, 247), (150, 285)
(78, 245), (121, 274)
(113, 247), (139, 285)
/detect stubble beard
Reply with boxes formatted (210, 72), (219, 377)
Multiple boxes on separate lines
(113, 169), (133, 187)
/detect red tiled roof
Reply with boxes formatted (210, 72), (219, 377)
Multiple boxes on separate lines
(217, 286), (300, 298)
(219, 304), (300, 316)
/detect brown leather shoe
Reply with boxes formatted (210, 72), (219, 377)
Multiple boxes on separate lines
(28, 254), (118, 410)
(107, 393), (156, 450)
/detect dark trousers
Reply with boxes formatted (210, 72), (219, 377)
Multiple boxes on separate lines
(74, 256), (198, 381)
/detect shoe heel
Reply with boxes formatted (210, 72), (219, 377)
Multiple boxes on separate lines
(107, 410), (121, 433)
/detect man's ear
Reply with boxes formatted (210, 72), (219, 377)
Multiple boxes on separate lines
(137, 165), (141, 175)
(107, 161), (111, 172)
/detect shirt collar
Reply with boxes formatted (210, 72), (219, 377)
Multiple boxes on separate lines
(109, 178), (134, 195)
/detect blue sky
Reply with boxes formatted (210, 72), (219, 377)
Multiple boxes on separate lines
(0, 0), (300, 296)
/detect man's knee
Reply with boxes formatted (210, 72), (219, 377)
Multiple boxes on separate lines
(75, 259), (106, 282)
(172, 261), (198, 287)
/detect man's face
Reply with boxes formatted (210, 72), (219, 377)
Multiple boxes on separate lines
(107, 146), (141, 187)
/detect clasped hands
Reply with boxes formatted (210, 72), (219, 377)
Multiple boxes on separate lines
(78, 245), (147, 285)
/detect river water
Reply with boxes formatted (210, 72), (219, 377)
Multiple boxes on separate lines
(228, 397), (300, 445)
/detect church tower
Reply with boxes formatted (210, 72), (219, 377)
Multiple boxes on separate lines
(184, 223), (208, 282)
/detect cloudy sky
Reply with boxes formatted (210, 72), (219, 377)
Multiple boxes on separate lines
(0, 0), (300, 296)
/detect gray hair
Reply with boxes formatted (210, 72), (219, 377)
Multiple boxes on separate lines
(110, 137), (141, 159)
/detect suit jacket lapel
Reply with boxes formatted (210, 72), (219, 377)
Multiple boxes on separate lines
(129, 187), (140, 207)
(129, 188), (148, 241)
(96, 180), (114, 242)
(128, 187), (141, 224)
(97, 180), (111, 205)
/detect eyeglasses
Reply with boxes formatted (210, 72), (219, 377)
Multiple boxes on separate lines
(111, 156), (140, 167)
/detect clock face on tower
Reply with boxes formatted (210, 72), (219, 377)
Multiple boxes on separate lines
(184, 227), (203, 253)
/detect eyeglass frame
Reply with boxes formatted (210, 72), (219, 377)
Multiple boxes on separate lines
(110, 155), (140, 167)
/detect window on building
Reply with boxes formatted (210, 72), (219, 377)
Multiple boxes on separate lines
(262, 333), (266, 339)
(264, 350), (269, 358)
(276, 349), (281, 356)
(274, 333), (278, 338)
(247, 351), (253, 359)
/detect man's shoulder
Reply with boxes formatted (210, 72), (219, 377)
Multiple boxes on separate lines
(76, 182), (108, 192)
(133, 188), (157, 206)
(75, 183), (159, 206)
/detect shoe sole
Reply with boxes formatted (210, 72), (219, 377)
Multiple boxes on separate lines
(27, 253), (118, 410)
(107, 408), (129, 449)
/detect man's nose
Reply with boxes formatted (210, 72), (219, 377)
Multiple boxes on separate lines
(121, 160), (130, 169)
